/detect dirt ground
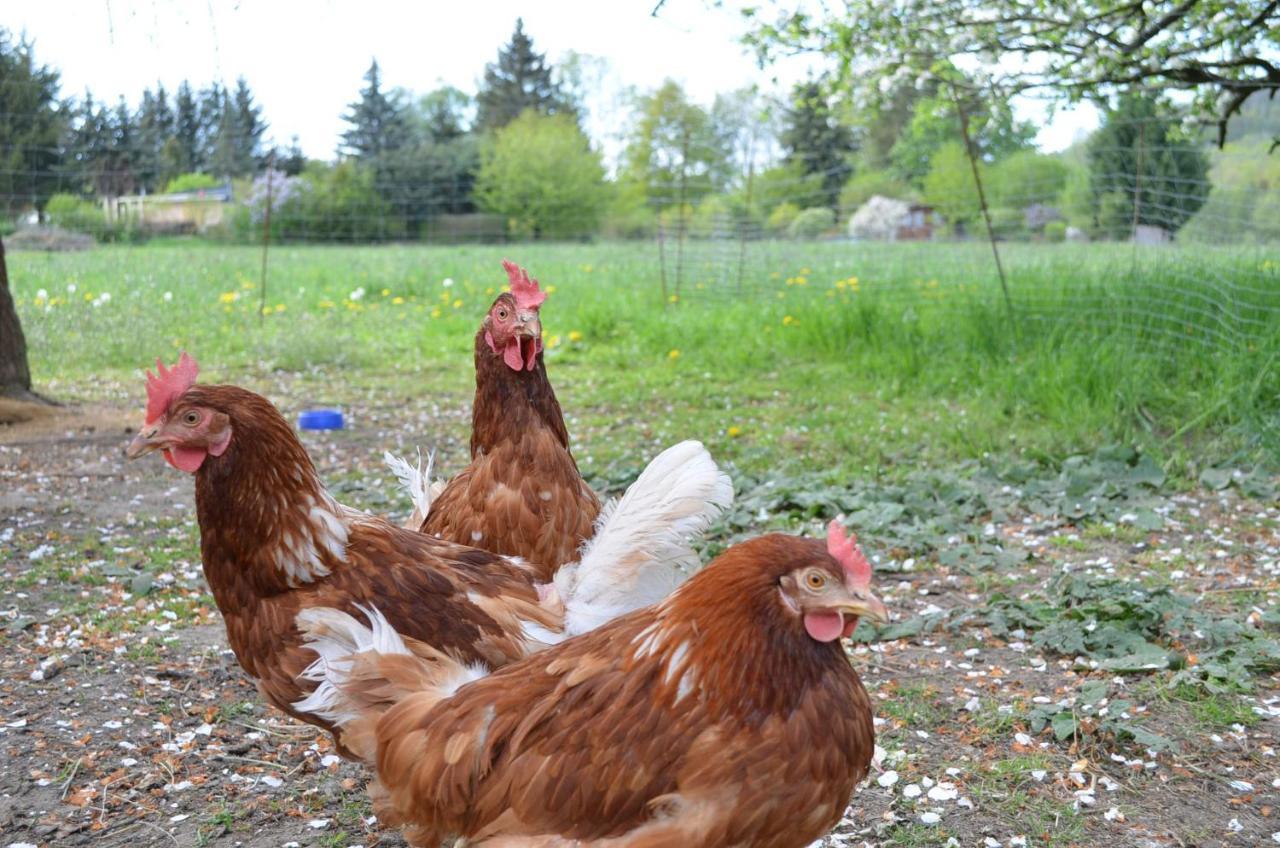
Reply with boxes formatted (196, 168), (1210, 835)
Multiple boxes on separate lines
(2, 401), (1278, 848)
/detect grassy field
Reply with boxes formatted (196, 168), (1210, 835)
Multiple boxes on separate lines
(4, 238), (1280, 847)
(10, 238), (1279, 480)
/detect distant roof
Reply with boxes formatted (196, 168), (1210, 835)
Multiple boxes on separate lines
(114, 184), (234, 203)
(162, 185), (234, 202)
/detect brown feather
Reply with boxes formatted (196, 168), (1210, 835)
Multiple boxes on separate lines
(371, 533), (877, 848)
(163, 384), (565, 758)
(421, 297), (600, 582)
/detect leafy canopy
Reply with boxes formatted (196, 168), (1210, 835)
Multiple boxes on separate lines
(742, 1), (1280, 145)
(474, 110), (607, 239)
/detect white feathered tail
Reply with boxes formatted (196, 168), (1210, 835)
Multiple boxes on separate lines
(295, 440), (731, 755)
(383, 448), (444, 529)
(293, 604), (486, 762)
(552, 439), (733, 637)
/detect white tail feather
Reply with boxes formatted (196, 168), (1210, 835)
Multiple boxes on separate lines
(294, 605), (485, 727)
(553, 440), (733, 637)
(383, 448), (443, 528)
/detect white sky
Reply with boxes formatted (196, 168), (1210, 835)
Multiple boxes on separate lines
(10, 0), (1094, 161)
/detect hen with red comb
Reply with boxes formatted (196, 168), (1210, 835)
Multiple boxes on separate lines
(144, 351), (199, 425)
(297, 527), (885, 847)
(413, 259), (602, 582)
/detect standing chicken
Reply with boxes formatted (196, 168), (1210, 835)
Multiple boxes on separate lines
(408, 260), (600, 582)
(298, 521), (888, 847)
(125, 353), (732, 759)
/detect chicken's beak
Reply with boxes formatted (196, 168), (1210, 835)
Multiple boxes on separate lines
(837, 591), (890, 624)
(125, 426), (166, 460)
(515, 311), (541, 340)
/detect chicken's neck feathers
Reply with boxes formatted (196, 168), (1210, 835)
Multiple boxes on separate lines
(471, 331), (571, 456)
(191, 391), (350, 600)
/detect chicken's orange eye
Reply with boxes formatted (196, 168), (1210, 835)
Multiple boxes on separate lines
(182, 411), (200, 426)
(805, 571), (827, 591)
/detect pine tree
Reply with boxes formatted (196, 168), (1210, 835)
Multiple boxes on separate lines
(106, 96), (139, 196)
(340, 59), (410, 158)
(474, 19), (574, 132)
(66, 93), (114, 196)
(197, 82), (225, 170)
(279, 135), (306, 176)
(1086, 93), (1210, 237)
(231, 77), (266, 171)
(171, 81), (201, 176)
(136, 84), (175, 190)
(0, 28), (65, 217)
(780, 82), (856, 210)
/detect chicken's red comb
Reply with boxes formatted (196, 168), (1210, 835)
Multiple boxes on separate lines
(827, 519), (872, 588)
(503, 259), (546, 311)
(145, 352), (199, 425)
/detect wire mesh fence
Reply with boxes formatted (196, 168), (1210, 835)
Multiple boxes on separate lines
(2, 46), (1278, 447)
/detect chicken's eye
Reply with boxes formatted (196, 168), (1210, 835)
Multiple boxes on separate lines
(182, 411), (200, 427)
(804, 571), (827, 591)
(496, 307), (509, 321)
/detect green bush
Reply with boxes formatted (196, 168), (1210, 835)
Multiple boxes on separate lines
(45, 193), (106, 235)
(988, 207), (1025, 241)
(788, 206), (836, 239)
(235, 162), (402, 243)
(766, 202), (801, 235)
(1043, 220), (1067, 243)
(43, 193), (141, 242)
(163, 173), (222, 194)
(474, 111), (608, 240)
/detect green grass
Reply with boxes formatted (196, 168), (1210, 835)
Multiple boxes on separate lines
(10, 239), (1278, 478)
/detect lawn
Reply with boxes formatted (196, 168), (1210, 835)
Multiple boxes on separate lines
(10, 238), (1279, 479)
(2, 238), (1279, 847)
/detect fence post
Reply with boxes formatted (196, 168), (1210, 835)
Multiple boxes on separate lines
(258, 152), (275, 326)
(736, 159), (755, 294)
(948, 82), (1016, 332)
(657, 219), (669, 307)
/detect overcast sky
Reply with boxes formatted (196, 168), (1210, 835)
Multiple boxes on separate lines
(10, 0), (1095, 161)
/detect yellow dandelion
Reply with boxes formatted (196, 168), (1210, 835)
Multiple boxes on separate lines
(431, 307), (442, 318)
(218, 291), (239, 304)
(485, 286), (495, 295)
(794, 276), (807, 285)
(452, 299), (463, 309)
(568, 330), (583, 343)
(668, 349), (680, 360)
(727, 425), (742, 438)
(318, 299), (335, 309)
(545, 285), (557, 294)
(392, 296), (405, 305)
(669, 294), (679, 303)
(782, 315), (797, 326)
(548, 334), (562, 348)
(381, 288), (391, 296)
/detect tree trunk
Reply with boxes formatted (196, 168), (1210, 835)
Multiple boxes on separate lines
(0, 235), (44, 402)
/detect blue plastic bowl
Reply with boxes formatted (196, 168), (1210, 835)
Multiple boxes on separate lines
(298, 408), (345, 431)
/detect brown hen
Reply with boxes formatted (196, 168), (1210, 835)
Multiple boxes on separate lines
(413, 260), (600, 582)
(300, 521), (888, 847)
(126, 354), (731, 760)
